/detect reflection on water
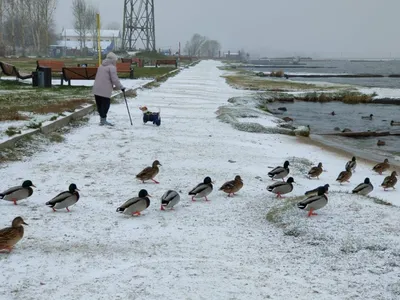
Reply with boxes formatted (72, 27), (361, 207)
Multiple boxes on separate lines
(267, 101), (400, 162)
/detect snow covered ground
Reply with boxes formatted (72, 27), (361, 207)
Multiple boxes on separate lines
(0, 61), (399, 299)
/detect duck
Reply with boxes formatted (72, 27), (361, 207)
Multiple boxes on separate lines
(161, 190), (180, 210)
(377, 140), (386, 146)
(45, 183), (80, 212)
(189, 176), (214, 201)
(304, 184), (330, 197)
(268, 160), (290, 181)
(298, 186), (328, 217)
(267, 177), (295, 198)
(336, 166), (352, 185)
(307, 162), (323, 179)
(116, 189), (151, 216)
(219, 175), (243, 197)
(361, 114), (373, 120)
(136, 160), (162, 184)
(372, 159), (390, 175)
(390, 120), (400, 126)
(352, 177), (374, 196)
(0, 217), (28, 252)
(331, 111), (336, 116)
(381, 171), (397, 191)
(0, 180), (36, 205)
(345, 156), (357, 173)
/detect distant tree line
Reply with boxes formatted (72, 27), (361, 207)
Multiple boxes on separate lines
(0, 0), (58, 56)
(184, 34), (221, 58)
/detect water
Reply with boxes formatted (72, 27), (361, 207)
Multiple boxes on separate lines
(267, 100), (400, 163)
(247, 59), (400, 88)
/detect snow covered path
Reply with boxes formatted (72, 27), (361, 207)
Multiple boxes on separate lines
(0, 61), (399, 300)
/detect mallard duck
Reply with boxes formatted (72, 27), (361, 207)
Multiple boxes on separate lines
(0, 217), (28, 252)
(361, 114), (373, 120)
(46, 183), (80, 212)
(381, 171), (397, 191)
(345, 156), (357, 173)
(161, 190), (180, 210)
(377, 140), (386, 146)
(304, 184), (329, 196)
(136, 160), (162, 184)
(298, 186), (328, 217)
(268, 160), (290, 181)
(352, 177), (373, 196)
(116, 189), (151, 216)
(336, 167), (352, 185)
(267, 177), (295, 198)
(390, 120), (400, 126)
(189, 176), (213, 201)
(0, 180), (36, 205)
(219, 175), (243, 197)
(372, 159), (390, 175)
(307, 162), (323, 179)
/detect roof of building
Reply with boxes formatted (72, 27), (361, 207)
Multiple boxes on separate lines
(56, 40), (114, 50)
(61, 29), (120, 38)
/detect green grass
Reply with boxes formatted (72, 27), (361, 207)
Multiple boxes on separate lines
(222, 74), (321, 91)
(132, 67), (177, 79)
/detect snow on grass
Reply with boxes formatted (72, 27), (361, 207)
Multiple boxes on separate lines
(358, 87), (400, 99)
(0, 61), (399, 300)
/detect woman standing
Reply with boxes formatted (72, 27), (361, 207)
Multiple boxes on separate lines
(92, 52), (125, 126)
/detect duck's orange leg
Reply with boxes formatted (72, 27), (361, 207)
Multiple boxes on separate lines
(12, 199), (17, 205)
(308, 209), (318, 217)
(151, 179), (159, 184)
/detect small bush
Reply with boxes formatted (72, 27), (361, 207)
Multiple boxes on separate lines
(5, 126), (22, 136)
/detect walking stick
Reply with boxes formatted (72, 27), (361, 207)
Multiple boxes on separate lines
(123, 90), (133, 126)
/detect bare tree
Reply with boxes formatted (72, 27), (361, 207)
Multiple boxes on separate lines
(0, 0), (4, 56)
(72, 0), (87, 52)
(85, 4), (98, 51)
(183, 34), (207, 57)
(200, 40), (221, 58)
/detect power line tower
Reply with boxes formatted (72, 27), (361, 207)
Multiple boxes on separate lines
(122, 0), (156, 51)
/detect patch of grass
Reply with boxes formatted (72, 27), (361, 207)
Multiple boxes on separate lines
(222, 74), (319, 91)
(48, 132), (65, 143)
(26, 121), (42, 129)
(301, 91), (373, 104)
(132, 67), (177, 79)
(270, 70), (284, 78)
(0, 110), (29, 121)
(5, 126), (22, 136)
(50, 116), (58, 121)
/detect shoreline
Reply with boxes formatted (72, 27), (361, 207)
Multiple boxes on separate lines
(296, 135), (400, 170)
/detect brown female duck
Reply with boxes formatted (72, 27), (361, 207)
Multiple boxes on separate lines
(136, 160), (162, 184)
(0, 217), (28, 252)
(219, 175), (244, 197)
(307, 162), (323, 179)
(372, 159), (390, 175)
(336, 166), (352, 185)
(381, 171), (397, 191)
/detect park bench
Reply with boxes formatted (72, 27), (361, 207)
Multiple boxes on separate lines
(61, 67), (98, 86)
(116, 62), (134, 79)
(0, 61), (32, 80)
(155, 59), (177, 68)
(37, 60), (65, 75)
(121, 57), (143, 67)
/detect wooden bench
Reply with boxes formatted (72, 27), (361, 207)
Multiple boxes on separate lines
(37, 60), (65, 74)
(0, 61), (32, 80)
(116, 62), (133, 79)
(121, 57), (143, 67)
(155, 59), (177, 68)
(61, 67), (98, 86)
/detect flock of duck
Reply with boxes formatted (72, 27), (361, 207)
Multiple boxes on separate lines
(0, 155), (397, 253)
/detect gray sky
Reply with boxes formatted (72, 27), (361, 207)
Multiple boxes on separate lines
(55, 0), (400, 58)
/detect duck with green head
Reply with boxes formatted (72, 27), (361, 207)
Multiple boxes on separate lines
(0, 180), (36, 205)
(46, 183), (80, 212)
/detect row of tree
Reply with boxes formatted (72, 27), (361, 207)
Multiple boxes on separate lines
(0, 0), (58, 56)
(183, 34), (221, 58)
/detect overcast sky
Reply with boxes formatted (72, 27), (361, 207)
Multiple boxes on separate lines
(55, 0), (399, 58)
